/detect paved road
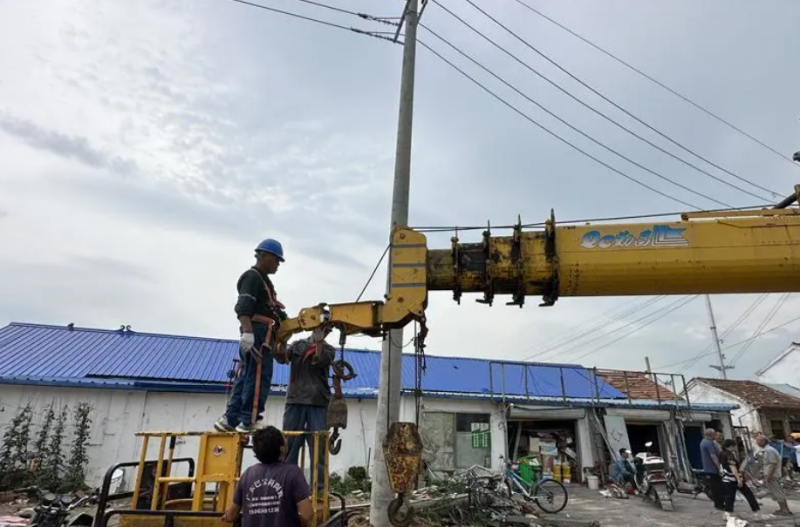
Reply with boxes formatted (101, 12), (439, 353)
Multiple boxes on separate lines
(539, 486), (800, 527)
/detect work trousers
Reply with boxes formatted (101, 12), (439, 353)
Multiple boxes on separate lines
(283, 403), (327, 493)
(224, 323), (274, 427)
(722, 480), (738, 513)
(738, 482), (760, 512)
(708, 473), (725, 510)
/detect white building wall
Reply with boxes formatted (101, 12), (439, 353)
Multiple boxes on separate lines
(756, 346), (800, 386)
(0, 384), (505, 488)
(409, 396), (506, 472)
(686, 381), (761, 433)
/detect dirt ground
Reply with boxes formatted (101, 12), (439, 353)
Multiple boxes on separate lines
(540, 485), (800, 527)
(343, 485), (800, 527)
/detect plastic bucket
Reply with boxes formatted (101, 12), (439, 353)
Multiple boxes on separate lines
(586, 474), (600, 490)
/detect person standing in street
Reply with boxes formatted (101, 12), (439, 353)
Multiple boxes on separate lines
(216, 238), (287, 433)
(756, 434), (793, 516)
(700, 428), (725, 511)
(719, 439), (762, 517)
(277, 326), (336, 496)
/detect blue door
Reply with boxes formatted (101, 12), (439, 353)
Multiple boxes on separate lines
(683, 425), (704, 470)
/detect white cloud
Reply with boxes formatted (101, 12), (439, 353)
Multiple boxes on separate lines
(1, 0), (799, 385)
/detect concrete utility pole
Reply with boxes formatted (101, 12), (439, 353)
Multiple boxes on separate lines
(370, 1), (419, 525)
(645, 356), (651, 373)
(705, 295), (733, 379)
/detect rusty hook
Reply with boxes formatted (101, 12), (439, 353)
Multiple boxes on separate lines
(329, 428), (342, 455)
(388, 493), (413, 527)
(332, 359), (357, 381)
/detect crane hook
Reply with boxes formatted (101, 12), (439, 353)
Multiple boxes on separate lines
(329, 428), (342, 455)
(387, 493), (413, 527)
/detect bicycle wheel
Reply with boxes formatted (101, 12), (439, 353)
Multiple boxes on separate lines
(533, 479), (569, 514)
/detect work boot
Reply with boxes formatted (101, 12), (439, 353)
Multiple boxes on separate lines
(214, 417), (235, 432)
(235, 423), (255, 434)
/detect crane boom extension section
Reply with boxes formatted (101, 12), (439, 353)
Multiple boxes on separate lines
(276, 201), (800, 347)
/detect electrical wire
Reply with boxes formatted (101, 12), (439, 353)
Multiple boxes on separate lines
(420, 27), (729, 209)
(521, 296), (668, 361)
(672, 293), (768, 374)
(281, 0), (400, 25)
(518, 296), (663, 358)
(222, 0), (401, 42)
(449, 0), (782, 198)
(429, 2), (772, 203)
(572, 296), (699, 362)
(409, 201), (784, 233)
(355, 244), (391, 302)
(510, 0), (798, 169)
(418, 40), (700, 210)
(561, 296), (699, 362)
(729, 293), (790, 365)
(659, 306), (800, 370)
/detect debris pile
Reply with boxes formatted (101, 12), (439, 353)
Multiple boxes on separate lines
(343, 467), (584, 527)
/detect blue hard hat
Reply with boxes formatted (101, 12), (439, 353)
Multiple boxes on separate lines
(255, 238), (284, 261)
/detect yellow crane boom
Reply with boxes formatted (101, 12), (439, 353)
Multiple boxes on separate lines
(276, 188), (800, 347)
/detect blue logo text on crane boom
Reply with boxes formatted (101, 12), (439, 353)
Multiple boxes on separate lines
(580, 224), (688, 249)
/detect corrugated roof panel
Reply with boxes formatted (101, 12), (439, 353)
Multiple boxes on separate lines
(0, 322), (623, 399)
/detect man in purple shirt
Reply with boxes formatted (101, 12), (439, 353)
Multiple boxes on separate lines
(223, 426), (313, 527)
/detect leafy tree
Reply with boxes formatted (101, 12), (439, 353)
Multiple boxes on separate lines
(31, 402), (55, 483)
(39, 405), (69, 491)
(0, 402), (34, 490)
(64, 402), (93, 491)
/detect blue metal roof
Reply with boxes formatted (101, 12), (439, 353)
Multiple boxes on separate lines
(0, 322), (626, 400)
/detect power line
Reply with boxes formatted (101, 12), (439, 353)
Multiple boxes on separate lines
(569, 296), (699, 362)
(660, 307), (800, 371)
(538, 297), (689, 363)
(729, 293), (790, 365)
(223, 0), (400, 42)
(451, 0), (782, 198)
(676, 293), (769, 374)
(281, 0), (399, 25)
(511, 0), (798, 169)
(430, 1), (772, 203)
(410, 200), (779, 233)
(417, 38), (704, 210)
(420, 25), (731, 208)
(521, 296), (667, 362)
(519, 296), (664, 360)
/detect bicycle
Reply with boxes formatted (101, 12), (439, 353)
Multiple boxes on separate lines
(498, 455), (569, 514)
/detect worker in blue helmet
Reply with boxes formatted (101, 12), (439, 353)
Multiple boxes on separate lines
(216, 238), (288, 433)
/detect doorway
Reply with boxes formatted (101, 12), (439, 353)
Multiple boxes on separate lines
(626, 423), (662, 456)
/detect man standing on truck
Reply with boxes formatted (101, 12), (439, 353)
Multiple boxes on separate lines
(215, 238), (287, 434)
(276, 325), (335, 495)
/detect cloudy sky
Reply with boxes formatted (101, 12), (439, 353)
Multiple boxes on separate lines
(1, 0), (799, 384)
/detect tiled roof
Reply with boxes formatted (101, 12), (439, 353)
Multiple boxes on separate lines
(597, 369), (682, 401)
(694, 377), (800, 409)
(764, 383), (800, 400)
(0, 322), (626, 400)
